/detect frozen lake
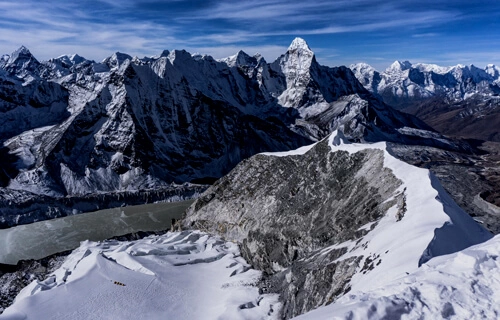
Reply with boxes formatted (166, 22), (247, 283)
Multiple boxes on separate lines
(0, 200), (194, 265)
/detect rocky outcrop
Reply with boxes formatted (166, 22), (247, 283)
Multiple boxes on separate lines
(181, 133), (491, 318)
(183, 139), (399, 317)
(405, 94), (500, 142)
(0, 251), (69, 314)
(0, 39), (490, 232)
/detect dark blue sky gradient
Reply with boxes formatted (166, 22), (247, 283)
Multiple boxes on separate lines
(1, 0), (499, 70)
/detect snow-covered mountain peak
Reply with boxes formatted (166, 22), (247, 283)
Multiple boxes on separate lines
(350, 62), (378, 77)
(221, 50), (257, 68)
(167, 49), (193, 65)
(52, 54), (89, 68)
(351, 58), (500, 108)
(386, 60), (412, 73)
(10, 45), (32, 60)
(280, 37), (316, 69)
(413, 62), (452, 74)
(274, 38), (319, 108)
(288, 37), (312, 52)
(1, 45), (40, 79)
(349, 63), (380, 91)
(350, 62), (374, 70)
(485, 64), (500, 80)
(159, 49), (170, 58)
(68, 54), (87, 65)
(103, 52), (132, 69)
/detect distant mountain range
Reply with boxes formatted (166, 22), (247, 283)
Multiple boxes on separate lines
(2, 39), (500, 320)
(351, 61), (500, 141)
(0, 38), (459, 198)
(0, 38), (498, 232)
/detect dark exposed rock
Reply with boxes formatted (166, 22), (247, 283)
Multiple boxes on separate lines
(403, 95), (500, 143)
(0, 251), (69, 314)
(181, 138), (405, 318)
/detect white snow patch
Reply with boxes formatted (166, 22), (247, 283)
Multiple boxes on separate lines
(2, 231), (280, 320)
(261, 141), (318, 157)
(293, 234), (500, 320)
(327, 130), (491, 292)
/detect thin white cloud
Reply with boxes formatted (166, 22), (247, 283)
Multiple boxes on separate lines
(412, 33), (440, 38)
(0, 0), (498, 71)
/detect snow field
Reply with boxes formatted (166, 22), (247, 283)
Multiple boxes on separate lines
(1, 231), (280, 320)
(294, 234), (500, 320)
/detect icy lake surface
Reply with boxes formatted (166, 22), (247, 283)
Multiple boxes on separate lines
(0, 200), (194, 265)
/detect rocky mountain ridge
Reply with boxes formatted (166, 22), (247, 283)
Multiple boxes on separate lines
(2, 39), (498, 231)
(350, 60), (500, 142)
(180, 131), (492, 318)
(351, 60), (500, 108)
(1, 38), (470, 225)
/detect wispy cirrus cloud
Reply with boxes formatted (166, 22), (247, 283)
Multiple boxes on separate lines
(0, 0), (499, 69)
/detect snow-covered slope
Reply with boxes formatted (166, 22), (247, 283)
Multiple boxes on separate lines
(0, 45), (311, 197)
(1, 230), (280, 319)
(182, 131), (491, 318)
(1, 133), (494, 319)
(295, 234), (500, 320)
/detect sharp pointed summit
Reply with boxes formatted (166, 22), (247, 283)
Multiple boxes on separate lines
(2, 45), (40, 78)
(288, 37), (312, 52)
(11, 45), (31, 56)
(221, 50), (257, 68)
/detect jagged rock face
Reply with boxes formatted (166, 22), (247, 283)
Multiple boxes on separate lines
(182, 138), (402, 317)
(0, 46), (42, 80)
(271, 39), (365, 118)
(185, 139), (401, 265)
(0, 76), (69, 140)
(0, 67), (70, 188)
(0, 45), (313, 196)
(40, 60), (310, 195)
(0, 39), (472, 198)
(266, 41), (465, 152)
(0, 251), (69, 314)
(181, 134), (491, 319)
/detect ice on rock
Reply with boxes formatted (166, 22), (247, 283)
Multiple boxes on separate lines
(295, 234), (500, 320)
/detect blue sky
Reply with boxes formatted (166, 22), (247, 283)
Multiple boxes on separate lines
(1, 0), (499, 70)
